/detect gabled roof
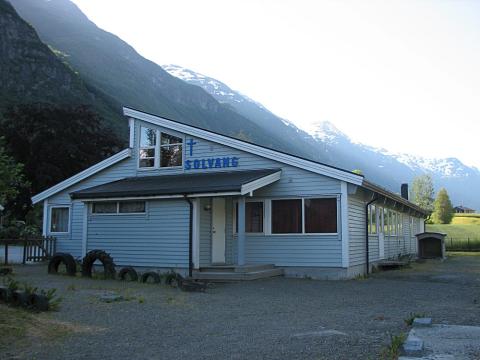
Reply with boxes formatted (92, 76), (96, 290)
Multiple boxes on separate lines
(124, 107), (427, 216)
(70, 169), (282, 200)
(123, 107), (364, 186)
(362, 180), (428, 216)
(31, 149), (131, 205)
(454, 205), (474, 211)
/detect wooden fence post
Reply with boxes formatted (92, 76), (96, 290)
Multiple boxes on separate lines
(22, 240), (26, 265)
(4, 242), (8, 265)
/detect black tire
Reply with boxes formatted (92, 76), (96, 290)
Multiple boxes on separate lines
(140, 272), (161, 284)
(118, 267), (138, 282)
(28, 294), (49, 311)
(48, 253), (77, 276)
(11, 290), (28, 307)
(165, 272), (184, 288)
(0, 286), (7, 303)
(81, 250), (116, 279)
(0, 267), (13, 276)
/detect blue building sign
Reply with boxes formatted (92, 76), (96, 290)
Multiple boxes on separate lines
(185, 138), (240, 170)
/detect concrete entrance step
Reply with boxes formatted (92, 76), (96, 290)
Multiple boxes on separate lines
(192, 267), (283, 282)
(199, 264), (275, 273)
(376, 260), (409, 270)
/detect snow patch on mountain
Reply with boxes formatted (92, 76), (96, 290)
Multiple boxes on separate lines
(307, 121), (349, 143)
(164, 64), (479, 185)
(163, 64), (260, 106)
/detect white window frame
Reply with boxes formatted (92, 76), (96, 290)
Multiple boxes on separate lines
(159, 132), (184, 169)
(233, 199), (266, 235)
(268, 196), (340, 236)
(91, 201), (147, 216)
(368, 204), (378, 235)
(48, 205), (71, 234)
(137, 123), (184, 171)
(138, 126), (157, 169)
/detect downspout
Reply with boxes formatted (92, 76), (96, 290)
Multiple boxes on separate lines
(365, 195), (379, 275)
(183, 195), (193, 278)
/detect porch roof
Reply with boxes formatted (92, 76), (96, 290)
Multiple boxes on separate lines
(70, 169), (282, 200)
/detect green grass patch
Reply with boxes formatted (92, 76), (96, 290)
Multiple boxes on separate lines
(381, 332), (407, 360)
(427, 223), (480, 251)
(447, 251), (480, 257)
(427, 224), (480, 239)
(452, 214), (480, 225)
(0, 304), (105, 353)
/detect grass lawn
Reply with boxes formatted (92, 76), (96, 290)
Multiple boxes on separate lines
(0, 304), (90, 356)
(427, 221), (480, 251)
(452, 213), (480, 225)
(427, 223), (480, 240)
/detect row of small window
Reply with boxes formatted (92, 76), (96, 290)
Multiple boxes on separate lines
(49, 202), (146, 233)
(139, 126), (183, 168)
(368, 205), (418, 236)
(234, 198), (338, 234)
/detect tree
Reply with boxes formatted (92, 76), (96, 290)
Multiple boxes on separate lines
(411, 174), (435, 214)
(432, 188), (454, 224)
(0, 104), (123, 219)
(0, 137), (29, 206)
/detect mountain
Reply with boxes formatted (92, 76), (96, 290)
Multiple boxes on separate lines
(163, 64), (480, 209)
(5, 0), (479, 209)
(0, 0), (122, 134)
(162, 64), (325, 162)
(8, 0), (315, 159)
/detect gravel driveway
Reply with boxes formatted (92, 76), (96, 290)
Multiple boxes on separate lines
(2, 254), (479, 360)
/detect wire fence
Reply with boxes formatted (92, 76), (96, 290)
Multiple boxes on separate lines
(445, 238), (480, 252)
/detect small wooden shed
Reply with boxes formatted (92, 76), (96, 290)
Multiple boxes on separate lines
(416, 232), (446, 259)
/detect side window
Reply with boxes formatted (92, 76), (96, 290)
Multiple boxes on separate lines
(160, 133), (183, 167)
(271, 199), (302, 234)
(304, 198), (337, 233)
(235, 201), (264, 233)
(139, 126), (157, 168)
(92, 201), (146, 214)
(368, 205), (377, 234)
(50, 207), (70, 233)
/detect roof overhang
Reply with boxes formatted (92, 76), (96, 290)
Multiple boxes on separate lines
(362, 180), (428, 217)
(31, 149), (132, 205)
(123, 107), (364, 186)
(70, 169), (282, 201)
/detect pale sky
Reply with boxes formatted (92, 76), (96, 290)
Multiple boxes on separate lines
(71, 0), (480, 168)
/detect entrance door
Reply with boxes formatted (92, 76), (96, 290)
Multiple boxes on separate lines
(211, 198), (226, 264)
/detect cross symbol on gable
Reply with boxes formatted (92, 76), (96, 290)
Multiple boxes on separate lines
(187, 138), (197, 157)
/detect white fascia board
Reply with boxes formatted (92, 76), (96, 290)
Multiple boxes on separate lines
(128, 118), (135, 148)
(240, 171), (281, 195)
(31, 148), (132, 205)
(123, 108), (364, 185)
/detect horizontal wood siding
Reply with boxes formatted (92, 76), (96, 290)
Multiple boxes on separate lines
(369, 234), (379, 262)
(87, 200), (189, 267)
(48, 157), (137, 204)
(244, 235), (341, 266)
(132, 120), (341, 195)
(45, 156), (137, 258)
(348, 196), (366, 266)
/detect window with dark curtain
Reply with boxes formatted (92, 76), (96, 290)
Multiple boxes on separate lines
(304, 198), (337, 233)
(235, 202), (264, 233)
(271, 199), (302, 234)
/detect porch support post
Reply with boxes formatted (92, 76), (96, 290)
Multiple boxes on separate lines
(237, 196), (246, 266)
